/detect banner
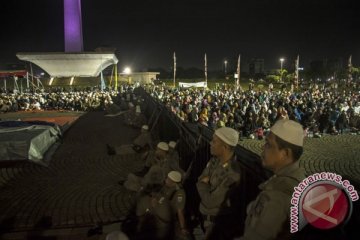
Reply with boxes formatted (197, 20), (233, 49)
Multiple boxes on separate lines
(179, 81), (207, 88)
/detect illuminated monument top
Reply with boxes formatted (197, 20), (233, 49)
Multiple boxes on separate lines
(64, 0), (83, 52)
(17, 0), (118, 78)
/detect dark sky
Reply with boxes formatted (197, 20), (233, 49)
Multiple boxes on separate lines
(0, 0), (359, 71)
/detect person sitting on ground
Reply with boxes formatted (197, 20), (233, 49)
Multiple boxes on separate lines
(134, 183), (173, 240)
(132, 125), (153, 152)
(131, 105), (147, 129)
(123, 102), (136, 125)
(238, 119), (306, 240)
(161, 171), (190, 239)
(107, 125), (153, 155)
(121, 142), (170, 192)
(167, 141), (185, 177)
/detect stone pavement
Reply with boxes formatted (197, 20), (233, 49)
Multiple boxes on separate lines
(0, 111), (143, 239)
(239, 134), (360, 186)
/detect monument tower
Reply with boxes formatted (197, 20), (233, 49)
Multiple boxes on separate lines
(17, 0), (118, 79)
(64, 0), (83, 52)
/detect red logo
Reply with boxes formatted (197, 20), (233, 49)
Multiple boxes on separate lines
(302, 183), (349, 229)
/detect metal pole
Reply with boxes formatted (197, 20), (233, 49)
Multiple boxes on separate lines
(173, 52), (176, 88)
(237, 55), (241, 90)
(30, 63), (34, 92)
(295, 55), (299, 90)
(115, 63), (118, 90)
(204, 53), (207, 88)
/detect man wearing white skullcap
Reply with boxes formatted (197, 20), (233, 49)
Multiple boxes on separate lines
(109, 124), (153, 156)
(239, 119), (306, 240)
(197, 127), (241, 239)
(162, 171), (190, 238)
(167, 140), (185, 178)
(132, 124), (153, 153)
(123, 142), (169, 191)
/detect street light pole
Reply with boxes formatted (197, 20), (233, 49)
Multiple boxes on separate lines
(224, 60), (228, 75)
(280, 58), (285, 82)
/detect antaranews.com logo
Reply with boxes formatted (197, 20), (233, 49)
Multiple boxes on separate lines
(290, 172), (359, 233)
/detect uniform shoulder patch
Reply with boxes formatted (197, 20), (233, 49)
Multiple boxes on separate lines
(177, 195), (183, 203)
(254, 194), (270, 217)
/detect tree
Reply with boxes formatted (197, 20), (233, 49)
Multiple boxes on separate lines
(266, 74), (281, 83)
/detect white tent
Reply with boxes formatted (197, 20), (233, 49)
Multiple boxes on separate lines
(16, 52), (118, 77)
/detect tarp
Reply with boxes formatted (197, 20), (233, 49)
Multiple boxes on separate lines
(16, 52), (118, 77)
(0, 122), (61, 166)
(179, 81), (207, 88)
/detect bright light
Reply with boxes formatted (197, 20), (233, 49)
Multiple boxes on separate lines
(280, 58), (285, 62)
(49, 77), (54, 86)
(123, 67), (131, 74)
(70, 76), (74, 85)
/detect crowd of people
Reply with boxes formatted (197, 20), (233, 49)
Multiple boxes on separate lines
(0, 88), (118, 112)
(2, 82), (359, 138)
(146, 83), (360, 137)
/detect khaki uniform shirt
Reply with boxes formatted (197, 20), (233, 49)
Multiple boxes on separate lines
(162, 184), (186, 215)
(167, 150), (185, 176)
(136, 192), (172, 224)
(133, 131), (153, 149)
(240, 161), (305, 240)
(197, 156), (241, 216)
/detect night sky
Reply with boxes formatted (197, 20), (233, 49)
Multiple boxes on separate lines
(0, 0), (359, 71)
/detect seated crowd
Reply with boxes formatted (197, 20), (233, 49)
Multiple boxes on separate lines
(145, 83), (360, 137)
(0, 85), (141, 112)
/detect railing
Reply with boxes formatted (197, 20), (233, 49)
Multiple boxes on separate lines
(135, 87), (271, 234)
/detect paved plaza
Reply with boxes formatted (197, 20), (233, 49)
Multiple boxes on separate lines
(0, 111), (142, 239)
(239, 134), (360, 186)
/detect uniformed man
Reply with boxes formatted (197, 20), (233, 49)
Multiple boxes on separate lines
(123, 142), (169, 192)
(197, 127), (241, 239)
(239, 119), (306, 240)
(162, 171), (189, 239)
(123, 102), (136, 126)
(132, 125), (153, 152)
(131, 105), (147, 129)
(135, 183), (173, 240)
(167, 141), (185, 177)
(144, 141), (169, 171)
(108, 125), (153, 156)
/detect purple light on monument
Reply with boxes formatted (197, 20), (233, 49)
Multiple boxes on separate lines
(64, 0), (83, 52)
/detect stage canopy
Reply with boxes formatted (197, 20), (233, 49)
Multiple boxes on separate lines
(16, 52), (118, 77)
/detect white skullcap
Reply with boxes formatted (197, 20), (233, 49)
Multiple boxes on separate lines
(136, 105), (141, 113)
(168, 171), (182, 183)
(142, 125), (149, 130)
(128, 102), (134, 108)
(106, 230), (129, 240)
(270, 119), (304, 146)
(157, 142), (169, 151)
(214, 127), (239, 147)
(168, 141), (177, 148)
